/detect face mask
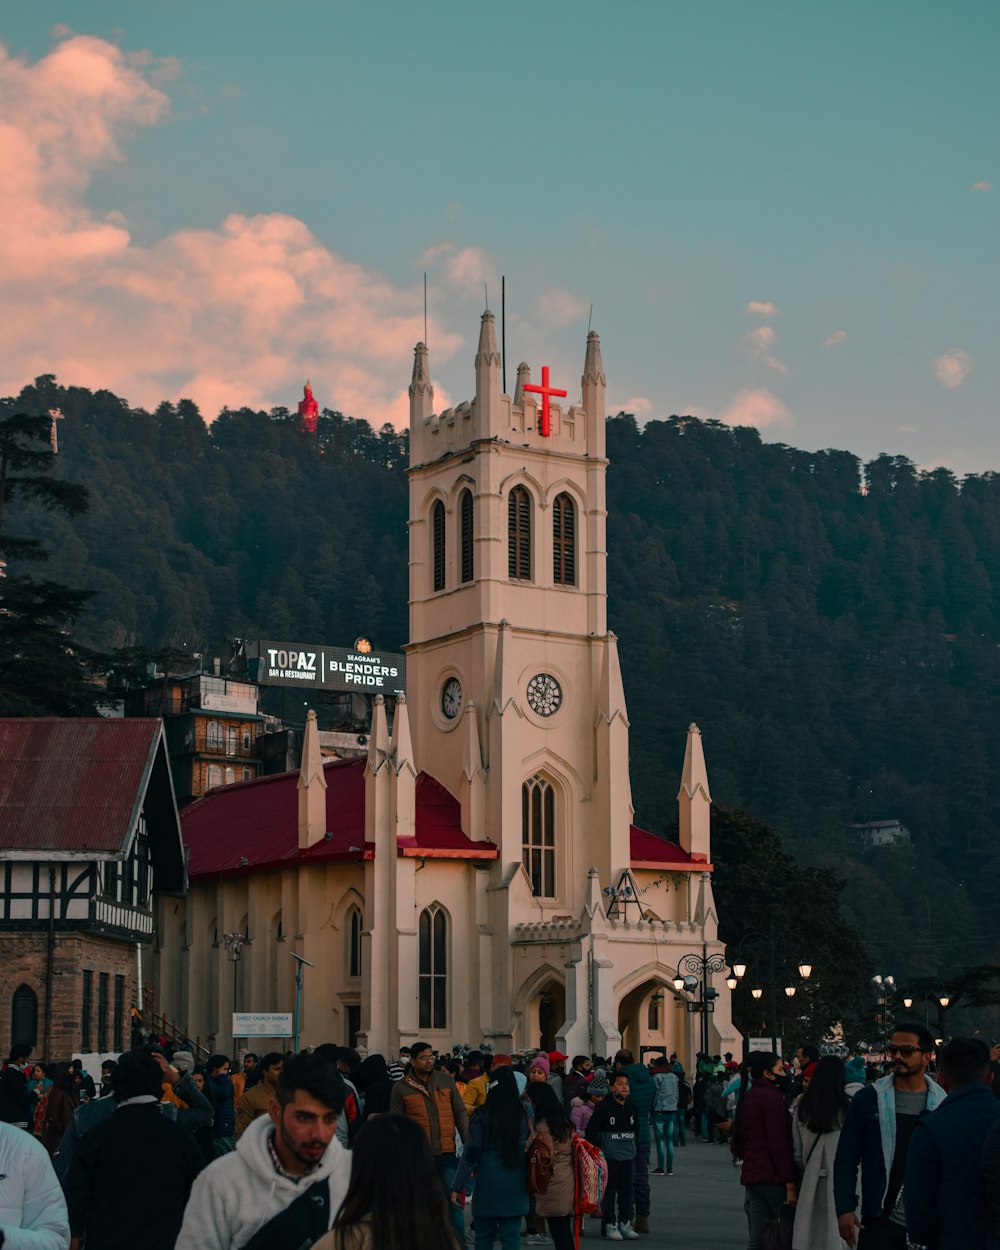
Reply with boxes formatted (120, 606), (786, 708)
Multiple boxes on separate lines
(772, 1072), (789, 1091)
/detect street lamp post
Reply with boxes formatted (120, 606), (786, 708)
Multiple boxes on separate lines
(872, 975), (896, 1066)
(673, 946), (729, 1060)
(223, 932), (245, 1045)
(729, 924), (812, 1057)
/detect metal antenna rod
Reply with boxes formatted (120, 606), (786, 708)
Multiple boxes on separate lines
(502, 275), (507, 395)
(588, 302), (593, 335)
(424, 272), (428, 347)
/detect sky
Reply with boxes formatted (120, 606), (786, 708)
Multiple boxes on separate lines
(1, 2), (997, 472)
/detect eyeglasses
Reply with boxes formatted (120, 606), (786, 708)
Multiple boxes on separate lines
(886, 1045), (926, 1058)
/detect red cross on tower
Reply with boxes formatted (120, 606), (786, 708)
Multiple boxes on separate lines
(523, 365), (567, 437)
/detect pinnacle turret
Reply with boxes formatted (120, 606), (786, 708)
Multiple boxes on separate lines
(514, 362), (530, 407)
(409, 341), (433, 425)
(475, 310), (501, 368)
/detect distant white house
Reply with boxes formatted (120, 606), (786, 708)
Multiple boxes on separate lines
(851, 819), (912, 850)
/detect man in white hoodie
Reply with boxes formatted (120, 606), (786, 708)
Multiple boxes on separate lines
(176, 1053), (351, 1250)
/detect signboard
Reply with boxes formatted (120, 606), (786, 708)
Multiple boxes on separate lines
(201, 691), (257, 715)
(233, 1012), (294, 1037)
(748, 1036), (782, 1058)
(251, 640), (406, 695)
(686, 1001), (715, 1013)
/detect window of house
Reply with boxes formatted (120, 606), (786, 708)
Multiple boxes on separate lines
(114, 975), (125, 1051)
(347, 907), (361, 978)
(81, 971), (93, 1050)
(224, 767), (236, 785)
(243, 767), (254, 782)
(242, 729), (252, 751)
(522, 775), (556, 898)
(11, 985), (38, 1049)
(460, 489), (474, 583)
(227, 726), (238, 755)
(207, 721), (223, 750)
(104, 861), (119, 901)
(97, 972), (109, 1053)
(553, 492), (577, 585)
(418, 905), (447, 1029)
(508, 486), (532, 580)
(206, 765), (223, 789)
(432, 500), (446, 592)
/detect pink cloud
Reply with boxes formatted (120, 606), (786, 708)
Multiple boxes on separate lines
(932, 349), (972, 389)
(744, 325), (776, 351)
(536, 288), (589, 326)
(744, 300), (779, 317)
(0, 32), (462, 427)
(824, 330), (848, 347)
(718, 388), (792, 429)
(971, 181), (992, 191)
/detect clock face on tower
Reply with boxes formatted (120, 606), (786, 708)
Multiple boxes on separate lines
(526, 672), (563, 718)
(440, 676), (463, 720)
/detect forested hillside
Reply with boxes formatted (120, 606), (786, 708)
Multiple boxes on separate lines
(7, 374), (1000, 985)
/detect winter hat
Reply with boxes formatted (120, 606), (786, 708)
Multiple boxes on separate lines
(548, 1050), (569, 1064)
(172, 1051), (195, 1075)
(529, 1053), (551, 1077)
(589, 1068), (609, 1098)
(514, 1071), (528, 1095)
(844, 1057), (867, 1085)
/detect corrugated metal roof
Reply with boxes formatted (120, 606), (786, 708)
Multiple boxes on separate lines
(629, 824), (710, 871)
(183, 758), (498, 878)
(0, 718), (164, 854)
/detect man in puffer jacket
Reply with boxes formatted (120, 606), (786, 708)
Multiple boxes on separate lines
(176, 1054), (350, 1250)
(0, 1120), (70, 1250)
(614, 1049), (656, 1233)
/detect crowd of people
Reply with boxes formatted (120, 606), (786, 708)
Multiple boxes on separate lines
(2, 1027), (1000, 1249)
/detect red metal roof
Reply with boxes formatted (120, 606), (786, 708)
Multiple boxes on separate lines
(0, 718), (165, 854)
(184, 758), (498, 878)
(630, 824), (711, 871)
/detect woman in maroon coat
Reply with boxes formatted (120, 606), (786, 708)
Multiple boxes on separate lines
(731, 1051), (798, 1250)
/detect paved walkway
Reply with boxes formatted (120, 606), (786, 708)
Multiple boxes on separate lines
(468, 1138), (749, 1248)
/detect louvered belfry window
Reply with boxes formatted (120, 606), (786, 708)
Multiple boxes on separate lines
(432, 500), (446, 591)
(460, 489), (474, 583)
(553, 492), (576, 585)
(508, 486), (532, 580)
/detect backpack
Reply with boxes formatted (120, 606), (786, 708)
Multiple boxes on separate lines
(526, 1129), (554, 1195)
(572, 1132), (608, 1216)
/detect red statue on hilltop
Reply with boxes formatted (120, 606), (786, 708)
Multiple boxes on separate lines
(297, 380), (320, 435)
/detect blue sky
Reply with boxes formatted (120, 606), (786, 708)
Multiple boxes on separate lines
(2, 1), (997, 471)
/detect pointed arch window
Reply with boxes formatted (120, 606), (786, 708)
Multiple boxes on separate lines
(459, 489), (474, 584)
(11, 984), (38, 1048)
(432, 500), (446, 592)
(508, 486), (532, 580)
(347, 906), (362, 979)
(522, 775), (556, 898)
(553, 492), (576, 585)
(418, 905), (448, 1029)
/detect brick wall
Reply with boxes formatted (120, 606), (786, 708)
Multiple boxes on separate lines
(0, 932), (136, 1061)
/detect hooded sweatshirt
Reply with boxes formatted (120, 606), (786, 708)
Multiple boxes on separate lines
(175, 1111), (351, 1250)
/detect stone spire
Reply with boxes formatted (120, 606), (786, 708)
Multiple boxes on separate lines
(390, 695), (416, 843)
(460, 700), (486, 840)
(677, 722), (711, 862)
(514, 361), (530, 407)
(297, 710), (327, 850)
(582, 330), (606, 456)
(409, 341), (434, 424)
(475, 310), (501, 433)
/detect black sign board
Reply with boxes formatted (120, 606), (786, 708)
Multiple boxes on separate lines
(250, 640), (406, 695)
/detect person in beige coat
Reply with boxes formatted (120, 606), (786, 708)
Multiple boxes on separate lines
(525, 1082), (577, 1250)
(233, 1052), (283, 1140)
(790, 1056), (852, 1250)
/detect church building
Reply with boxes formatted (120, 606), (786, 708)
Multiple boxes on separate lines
(155, 317), (736, 1063)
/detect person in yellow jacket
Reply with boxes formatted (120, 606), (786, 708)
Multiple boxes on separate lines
(463, 1053), (513, 1118)
(234, 1052), (284, 1140)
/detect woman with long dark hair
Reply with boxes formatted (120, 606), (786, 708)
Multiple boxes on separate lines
(450, 1066), (530, 1250)
(730, 1051), (797, 1250)
(790, 1055), (851, 1250)
(312, 1114), (461, 1250)
(525, 1082), (576, 1250)
(40, 1062), (77, 1157)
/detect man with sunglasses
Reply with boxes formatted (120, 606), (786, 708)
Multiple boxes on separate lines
(834, 1024), (945, 1248)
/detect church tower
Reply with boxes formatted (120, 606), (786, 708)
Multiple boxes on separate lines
(407, 315), (632, 906)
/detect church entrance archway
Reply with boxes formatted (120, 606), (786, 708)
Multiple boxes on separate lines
(515, 971), (566, 1052)
(617, 977), (676, 1061)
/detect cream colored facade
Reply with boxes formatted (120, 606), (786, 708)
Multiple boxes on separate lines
(154, 317), (737, 1065)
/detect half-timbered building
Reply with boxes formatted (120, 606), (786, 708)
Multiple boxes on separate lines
(0, 718), (186, 1058)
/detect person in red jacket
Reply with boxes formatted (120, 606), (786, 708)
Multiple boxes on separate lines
(730, 1051), (798, 1250)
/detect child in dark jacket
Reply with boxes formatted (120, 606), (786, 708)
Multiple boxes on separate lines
(586, 1071), (639, 1239)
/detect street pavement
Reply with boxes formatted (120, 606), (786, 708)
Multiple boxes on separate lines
(468, 1136), (749, 1249)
